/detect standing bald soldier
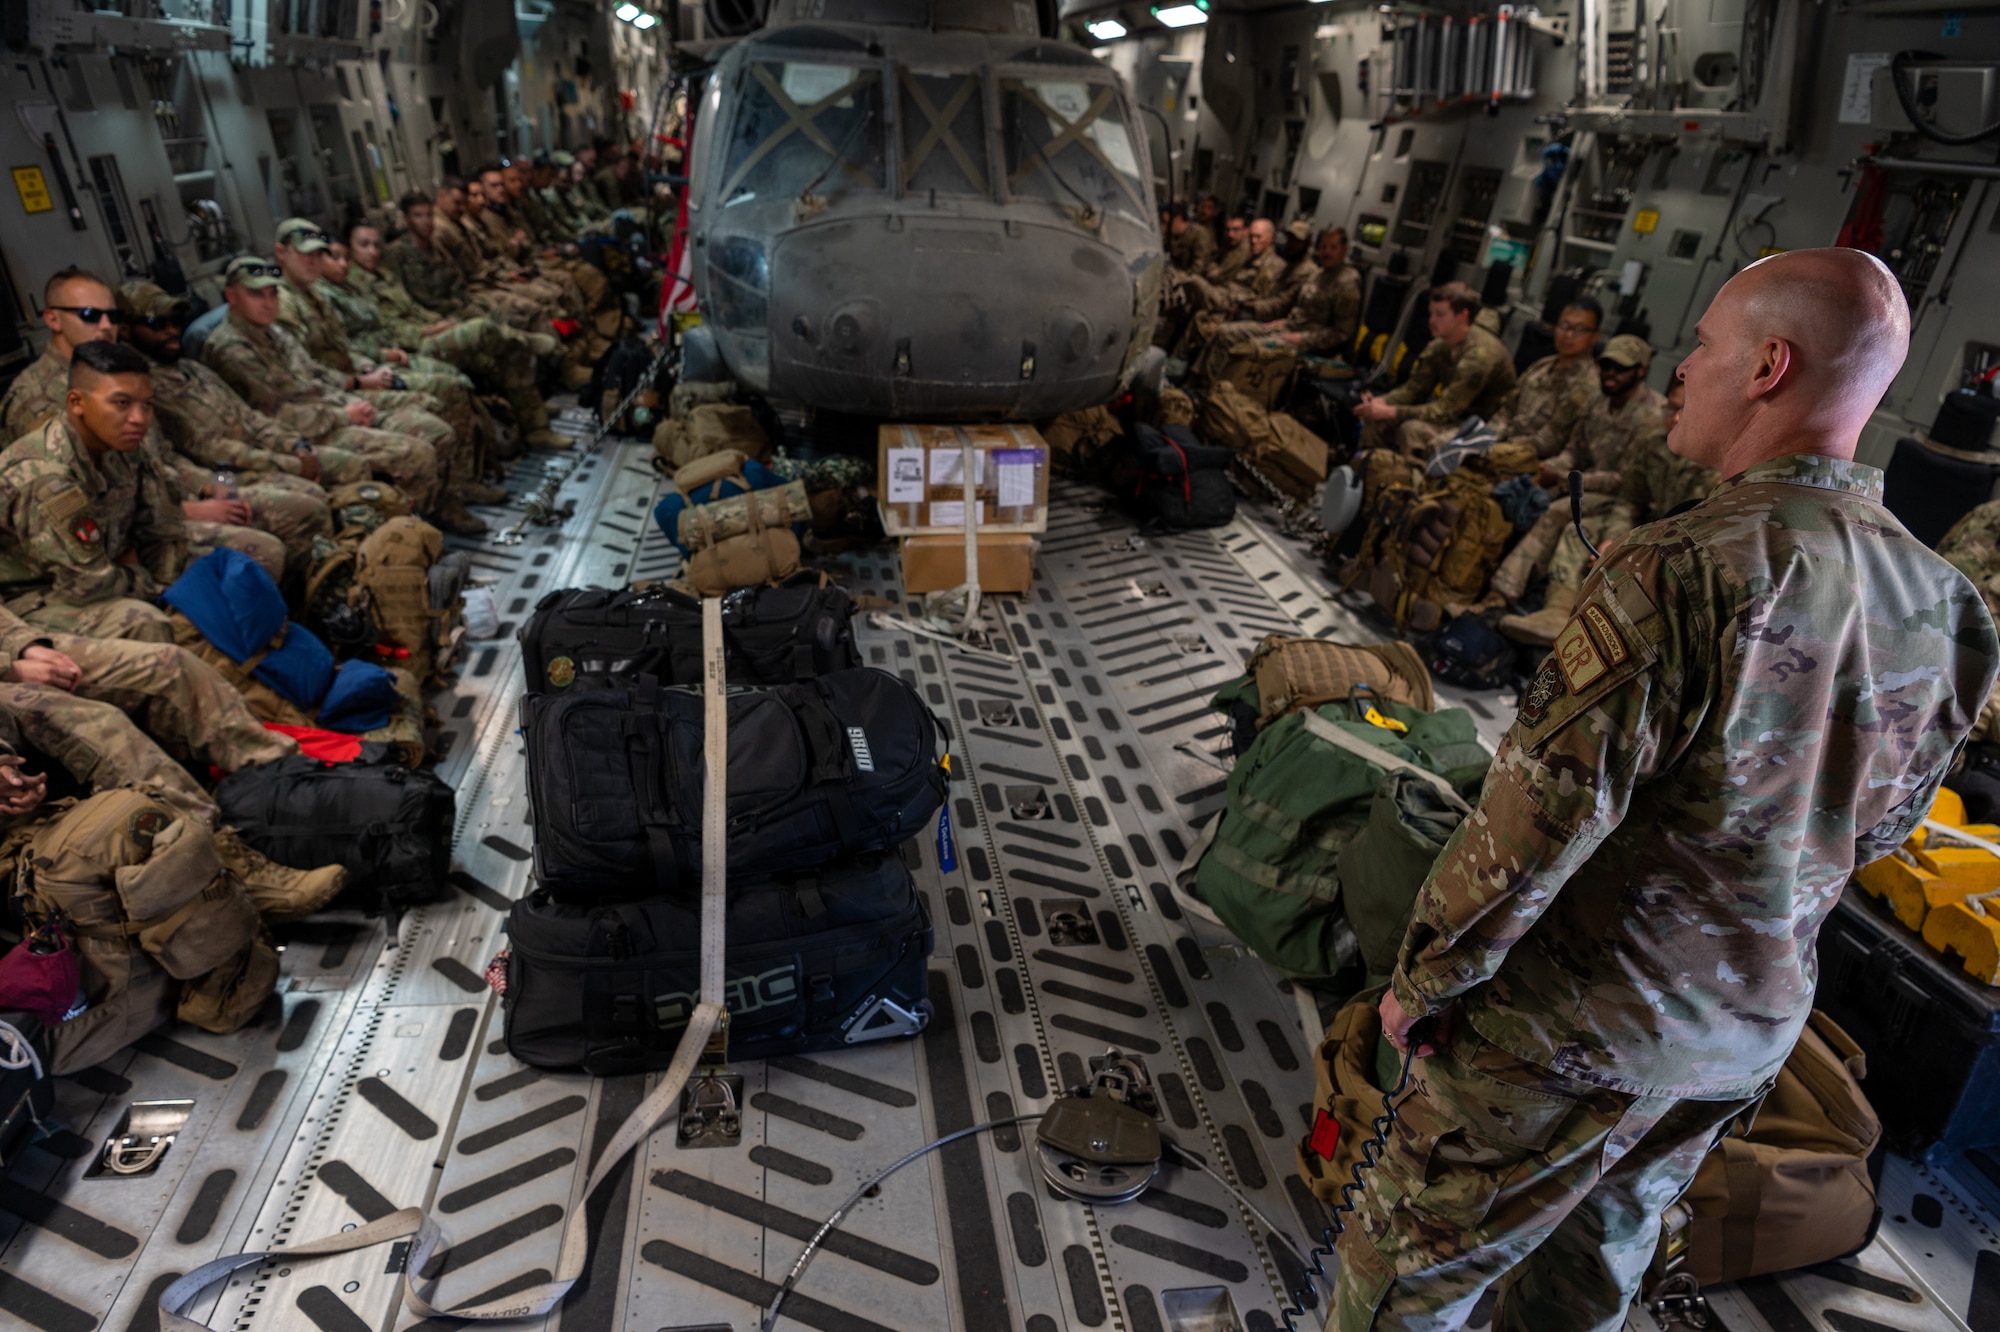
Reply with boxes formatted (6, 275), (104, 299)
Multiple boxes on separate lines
(1335, 249), (2000, 1331)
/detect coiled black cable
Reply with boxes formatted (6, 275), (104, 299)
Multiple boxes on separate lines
(1278, 1019), (1432, 1331)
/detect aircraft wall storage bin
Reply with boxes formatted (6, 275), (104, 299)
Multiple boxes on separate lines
(1814, 889), (2000, 1215)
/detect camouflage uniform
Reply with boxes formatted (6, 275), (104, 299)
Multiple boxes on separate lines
(1938, 500), (2000, 741)
(1488, 354), (1600, 460)
(1206, 239), (1253, 287)
(325, 269), (555, 438)
(1337, 452), (1998, 1332)
(382, 230), (541, 330)
(1169, 221), (1217, 274)
(1362, 325), (1519, 454)
(202, 310), (441, 509)
(0, 416), (186, 642)
(0, 345), (302, 582)
(1488, 384), (1668, 604)
(0, 604), (293, 822)
(274, 277), (475, 450)
(1201, 262), (1363, 373)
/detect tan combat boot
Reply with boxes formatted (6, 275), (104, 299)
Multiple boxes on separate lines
(458, 478), (513, 505)
(431, 494), (490, 537)
(526, 427), (573, 451)
(215, 827), (347, 921)
(1498, 581), (1580, 647)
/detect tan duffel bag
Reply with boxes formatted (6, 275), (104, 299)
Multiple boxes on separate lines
(1245, 634), (1436, 726)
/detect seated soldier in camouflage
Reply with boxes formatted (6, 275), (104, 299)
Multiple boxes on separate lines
(1486, 335), (1668, 643)
(1485, 298), (1605, 459)
(118, 281), (364, 588)
(325, 229), (568, 454)
(497, 161), (615, 315)
(1353, 282), (1519, 455)
(385, 189), (570, 369)
(202, 256), (456, 530)
(466, 172), (589, 322)
(0, 268), (303, 584)
(0, 342), (194, 642)
(1194, 227), (1361, 379)
(268, 220), (490, 529)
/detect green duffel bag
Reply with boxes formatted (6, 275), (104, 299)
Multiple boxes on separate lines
(1187, 699), (1487, 986)
(1341, 770), (1474, 985)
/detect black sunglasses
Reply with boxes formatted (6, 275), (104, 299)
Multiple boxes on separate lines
(128, 312), (188, 331)
(231, 262), (283, 280)
(49, 305), (121, 325)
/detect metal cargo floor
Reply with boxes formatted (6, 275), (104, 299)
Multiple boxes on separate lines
(0, 430), (1993, 1332)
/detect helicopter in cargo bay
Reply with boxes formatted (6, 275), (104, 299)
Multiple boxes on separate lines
(682, 0), (1165, 422)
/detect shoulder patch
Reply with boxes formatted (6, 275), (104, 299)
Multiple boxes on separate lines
(1555, 616), (1607, 692)
(39, 484), (88, 524)
(1519, 660), (1567, 728)
(1582, 604), (1628, 666)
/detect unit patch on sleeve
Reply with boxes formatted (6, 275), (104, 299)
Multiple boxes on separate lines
(1554, 616), (1607, 692)
(1519, 660), (1567, 728)
(1582, 604), (1629, 666)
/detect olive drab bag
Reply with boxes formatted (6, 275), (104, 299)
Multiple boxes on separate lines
(354, 517), (465, 684)
(1185, 698), (1487, 985)
(674, 466), (811, 596)
(1348, 448), (1535, 631)
(672, 402), (772, 471)
(1656, 1010), (1883, 1290)
(1339, 770), (1472, 983)
(1241, 635), (1436, 728)
(1297, 986), (1399, 1204)
(324, 480), (412, 538)
(18, 791), (275, 1074)
(1208, 338), (1299, 410)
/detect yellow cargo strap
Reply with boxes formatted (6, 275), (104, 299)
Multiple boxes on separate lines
(1362, 705), (1409, 735)
(160, 603), (734, 1329)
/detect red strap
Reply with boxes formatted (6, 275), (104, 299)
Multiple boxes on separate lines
(1309, 1108), (1341, 1160)
(1170, 438), (1192, 503)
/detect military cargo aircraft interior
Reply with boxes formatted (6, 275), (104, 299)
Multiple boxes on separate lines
(0, 0), (1997, 1330)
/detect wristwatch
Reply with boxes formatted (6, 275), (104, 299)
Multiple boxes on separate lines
(292, 439), (316, 457)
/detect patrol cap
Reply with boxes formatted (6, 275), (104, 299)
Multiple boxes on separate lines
(1599, 334), (1652, 369)
(550, 150), (576, 168)
(117, 281), (190, 320)
(1286, 218), (1312, 242)
(274, 217), (332, 253)
(223, 255), (285, 289)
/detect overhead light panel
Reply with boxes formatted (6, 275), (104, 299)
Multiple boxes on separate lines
(633, 10), (657, 26)
(1152, 3), (1207, 25)
(1086, 18), (1128, 39)
(615, 2), (640, 19)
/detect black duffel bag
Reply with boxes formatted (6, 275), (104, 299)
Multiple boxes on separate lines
(215, 746), (456, 913)
(519, 573), (859, 693)
(522, 668), (944, 899)
(1131, 422), (1236, 530)
(503, 851), (932, 1072)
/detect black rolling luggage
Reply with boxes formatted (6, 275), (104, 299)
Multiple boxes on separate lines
(501, 852), (932, 1071)
(518, 575), (859, 693)
(521, 668), (945, 899)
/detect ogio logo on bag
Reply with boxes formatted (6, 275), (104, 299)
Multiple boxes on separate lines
(653, 966), (798, 1026)
(847, 727), (875, 772)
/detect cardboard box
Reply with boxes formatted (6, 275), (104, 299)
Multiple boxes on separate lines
(901, 533), (1037, 595)
(877, 423), (1051, 536)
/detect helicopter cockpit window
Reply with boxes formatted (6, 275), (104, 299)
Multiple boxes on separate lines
(1001, 79), (1146, 221)
(898, 69), (989, 198)
(722, 61), (886, 205)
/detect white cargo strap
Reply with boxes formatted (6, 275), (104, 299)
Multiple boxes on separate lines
(161, 601), (734, 1331)
(1297, 709), (1469, 808)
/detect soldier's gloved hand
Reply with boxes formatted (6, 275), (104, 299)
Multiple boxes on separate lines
(7, 645), (81, 691)
(0, 755), (48, 818)
(1379, 986), (1456, 1059)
